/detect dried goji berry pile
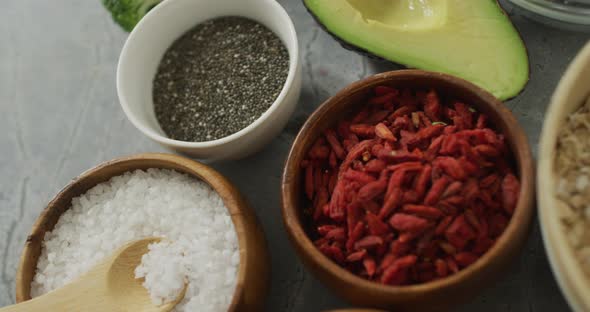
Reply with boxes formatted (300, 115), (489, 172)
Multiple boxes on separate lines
(301, 86), (520, 286)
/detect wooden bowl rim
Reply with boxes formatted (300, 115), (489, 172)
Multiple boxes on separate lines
(281, 69), (535, 296)
(15, 153), (261, 310)
(537, 42), (590, 311)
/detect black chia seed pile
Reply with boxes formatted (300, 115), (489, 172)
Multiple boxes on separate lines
(153, 16), (290, 142)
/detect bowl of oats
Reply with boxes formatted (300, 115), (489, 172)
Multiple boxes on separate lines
(538, 41), (590, 312)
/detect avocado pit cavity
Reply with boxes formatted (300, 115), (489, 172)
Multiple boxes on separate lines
(346, 0), (448, 30)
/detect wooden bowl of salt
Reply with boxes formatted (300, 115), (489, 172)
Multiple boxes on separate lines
(15, 153), (269, 311)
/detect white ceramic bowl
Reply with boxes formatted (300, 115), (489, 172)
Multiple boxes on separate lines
(538, 41), (590, 312)
(117, 0), (302, 161)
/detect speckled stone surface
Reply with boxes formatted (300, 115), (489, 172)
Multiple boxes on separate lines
(0, 0), (587, 311)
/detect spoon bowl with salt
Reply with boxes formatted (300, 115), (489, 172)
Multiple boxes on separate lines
(0, 238), (185, 312)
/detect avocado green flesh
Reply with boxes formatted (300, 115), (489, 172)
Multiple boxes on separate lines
(304, 0), (529, 100)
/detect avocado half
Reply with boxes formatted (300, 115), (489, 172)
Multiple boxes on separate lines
(304, 0), (529, 100)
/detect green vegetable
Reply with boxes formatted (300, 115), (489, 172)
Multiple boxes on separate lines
(432, 121), (447, 126)
(303, 0), (529, 100)
(102, 0), (162, 31)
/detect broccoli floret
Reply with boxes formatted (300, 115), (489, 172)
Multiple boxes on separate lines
(102, 0), (162, 32)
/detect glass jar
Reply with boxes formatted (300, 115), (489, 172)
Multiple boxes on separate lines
(507, 0), (590, 31)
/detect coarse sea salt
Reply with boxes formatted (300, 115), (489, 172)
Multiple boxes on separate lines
(31, 169), (239, 312)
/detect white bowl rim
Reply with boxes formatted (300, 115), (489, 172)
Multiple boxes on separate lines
(538, 41), (590, 312)
(116, 0), (299, 148)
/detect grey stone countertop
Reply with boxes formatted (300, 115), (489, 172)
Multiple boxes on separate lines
(0, 0), (588, 311)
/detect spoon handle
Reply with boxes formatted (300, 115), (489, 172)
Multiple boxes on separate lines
(0, 279), (111, 312)
(0, 286), (91, 311)
(0, 296), (57, 311)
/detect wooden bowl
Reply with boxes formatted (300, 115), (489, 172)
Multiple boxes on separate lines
(15, 153), (269, 311)
(538, 42), (590, 312)
(281, 70), (535, 311)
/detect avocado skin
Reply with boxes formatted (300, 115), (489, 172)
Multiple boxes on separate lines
(302, 0), (530, 100)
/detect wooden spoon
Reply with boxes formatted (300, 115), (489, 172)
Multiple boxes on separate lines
(1, 238), (186, 312)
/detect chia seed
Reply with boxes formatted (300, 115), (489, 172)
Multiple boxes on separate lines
(153, 16), (290, 142)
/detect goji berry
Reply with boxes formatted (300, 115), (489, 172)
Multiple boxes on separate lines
(390, 105), (418, 120)
(360, 200), (380, 215)
(358, 176), (388, 202)
(445, 215), (476, 250)
(339, 140), (374, 176)
(402, 204), (444, 219)
(435, 258), (448, 277)
(364, 256), (377, 277)
(346, 221), (365, 252)
(366, 213), (389, 236)
(329, 150), (338, 168)
(309, 144), (330, 159)
(501, 173), (520, 215)
(346, 249), (367, 262)
(392, 115), (411, 130)
(435, 216), (454, 235)
(314, 187), (328, 220)
(387, 161), (423, 173)
(389, 213), (431, 233)
(352, 109), (369, 124)
(455, 252), (478, 267)
(380, 188), (402, 219)
(320, 244), (345, 264)
(408, 124), (445, 145)
(381, 255), (417, 285)
(354, 235), (384, 251)
(365, 110), (391, 125)
(416, 111), (433, 128)
(424, 89), (442, 121)
(350, 124), (375, 137)
(442, 181), (463, 198)
(343, 169), (375, 184)
(365, 159), (387, 173)
(434, 156), (466, 180)
(474, 144), (500, 157)
(378, 149), (423, 163)
(375, 85), (399, 95)
(424, 176), (450, 205)
(402, 190), (420, 204)
(439, 241), (457, 255)
(414, 165), (432, 199)
(325, 227), (346, 242)
(370, 92), (398, 105)
(476, 114), (487, 129)
(325, 129), (346, 159)
(375, 122), (397, 141)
